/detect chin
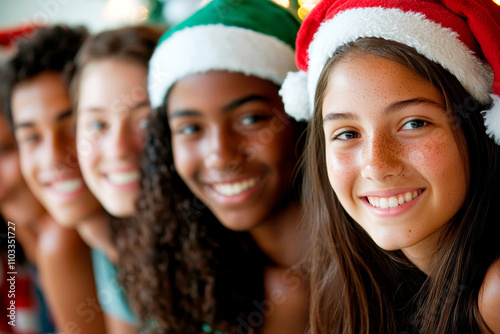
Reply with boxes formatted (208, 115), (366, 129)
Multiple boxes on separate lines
(218, 217), (257, 232)
(106, 206), (134, 218)
(49, 207), (100, 227)
(50, 212), (79, 227)
(371, 237), (409, 251)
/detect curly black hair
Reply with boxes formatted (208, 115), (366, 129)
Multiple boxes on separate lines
(115, 103), (287, 333)
(1, 24), (88, 129)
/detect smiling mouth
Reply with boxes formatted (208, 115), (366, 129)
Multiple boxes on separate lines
(366, 189), (423, 209)
(50, 178), (83, 194)
(106, 170), (140, 186)
(212, 177), (260, 196)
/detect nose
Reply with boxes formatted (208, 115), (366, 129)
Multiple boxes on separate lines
(41, 131), (77, 176)
(204, 126), (243, 172)
(360, 132), (403, 181)
(106, 122), (138, 159)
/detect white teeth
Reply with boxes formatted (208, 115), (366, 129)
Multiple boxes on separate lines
(108, 171), (140, 185)
(213, 177), (259, 196)
(52, 179), (82, 193)
(367, 190), (421, 209)
(388, 197), (399, 208)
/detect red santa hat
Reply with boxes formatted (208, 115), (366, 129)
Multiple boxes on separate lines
(0, 24), (40, 48)
(280, 0), (500, 144)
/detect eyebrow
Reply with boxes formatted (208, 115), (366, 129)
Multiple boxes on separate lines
(131, 100), (150, 111)
(323, 98), (442, 123)
(15, 109), (73, 130)
(57, 109), (73, 121)
(221, 94), (269, 112)
(81, 100), (150, 113)
(168, 94), (270, 120)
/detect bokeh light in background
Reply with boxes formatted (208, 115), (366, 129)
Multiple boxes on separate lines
(0, 0), (321, 63)
(269, 0), (320, 19)
(493, 0), (500, 6)
(297, 0), (321, 19)
(272, 0), (290, 7)
(0, 0), (321, 32)
(103, 0), (150, 24)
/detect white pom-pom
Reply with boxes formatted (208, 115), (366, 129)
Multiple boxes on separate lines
(279, 70), (312, 121)
(483, 94), (500, 146)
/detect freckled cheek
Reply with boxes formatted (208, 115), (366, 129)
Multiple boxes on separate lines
(406, 136), (464, 182)
(325, 150), (357, 192)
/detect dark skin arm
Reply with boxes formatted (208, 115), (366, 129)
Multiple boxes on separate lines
(36, 218), (106, 333)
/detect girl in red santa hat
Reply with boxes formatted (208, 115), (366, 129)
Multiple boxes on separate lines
(280, 0), (500, 333)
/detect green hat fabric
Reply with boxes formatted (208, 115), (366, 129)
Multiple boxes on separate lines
(148, 0), (300, 108)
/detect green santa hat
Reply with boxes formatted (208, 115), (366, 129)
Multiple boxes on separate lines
(148, 0), (300, 108)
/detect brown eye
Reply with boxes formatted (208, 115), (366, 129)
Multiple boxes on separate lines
(240, 114), (269, 126)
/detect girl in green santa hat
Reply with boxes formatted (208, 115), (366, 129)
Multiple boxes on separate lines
(115, 0), (309, 333)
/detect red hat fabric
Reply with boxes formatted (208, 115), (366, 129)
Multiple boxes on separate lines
(0, 25), (40, 48)
(279, 0), (500, 144)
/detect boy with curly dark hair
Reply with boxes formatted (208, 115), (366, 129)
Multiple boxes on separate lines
(1, 25), (106, 333)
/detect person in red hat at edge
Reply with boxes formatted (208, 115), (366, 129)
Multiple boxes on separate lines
(279, 0), (500, 333)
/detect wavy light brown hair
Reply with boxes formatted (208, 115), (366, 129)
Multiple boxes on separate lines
(70, 25), (164, 107)
(305, 38), (500, 334)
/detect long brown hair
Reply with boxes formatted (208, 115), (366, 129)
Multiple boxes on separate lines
(306, 38), (500, 334)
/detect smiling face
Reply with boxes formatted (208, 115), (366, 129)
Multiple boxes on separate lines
(322, 55), (468, 263)
(76, 59), (149, 217)
(167, 71), (299, 231)
(11, 71), (102, 227)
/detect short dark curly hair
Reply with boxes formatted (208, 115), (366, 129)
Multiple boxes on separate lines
(1, 24), (88, 129)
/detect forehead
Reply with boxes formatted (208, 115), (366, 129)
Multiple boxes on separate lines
(323, 55), (441, 114)
(11, 72), (72, 124)
(167, 71), (280, 113)
(78, 59), (148, 106)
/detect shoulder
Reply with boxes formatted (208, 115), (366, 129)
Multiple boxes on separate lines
(37, 218), (87, 261)
(479, 258), (500, 333)
(260, 267), (309, 334)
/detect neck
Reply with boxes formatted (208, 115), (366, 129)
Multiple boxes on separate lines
(249, 202), (303, 268)
(401, 228), (444, 275)
(76, 210), (118, 263)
